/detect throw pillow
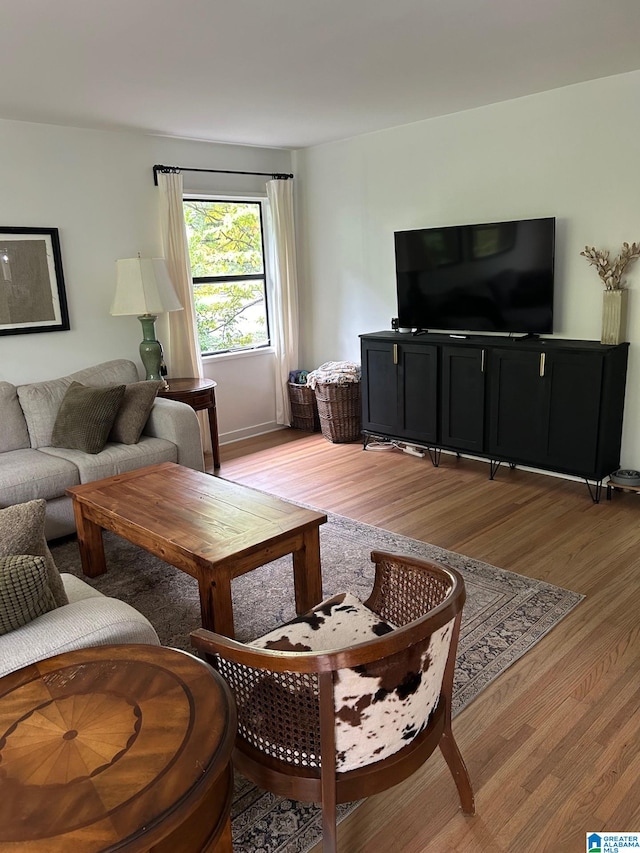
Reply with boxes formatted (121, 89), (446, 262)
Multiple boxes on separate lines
(0, 500), (68, 606)
(109, 380), (164, 444)
(0, 554), (57, 636)
(51, 381), (126, 454)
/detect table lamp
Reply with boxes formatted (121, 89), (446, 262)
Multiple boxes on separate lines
(111, 257), (183, 380)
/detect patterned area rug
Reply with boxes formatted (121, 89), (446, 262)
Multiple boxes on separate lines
(51, 511), (583, 853)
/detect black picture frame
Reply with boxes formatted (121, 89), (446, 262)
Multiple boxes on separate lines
(0, 226), (70, 336)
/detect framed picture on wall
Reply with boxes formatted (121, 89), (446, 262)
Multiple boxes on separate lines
(0, 226), (70, 336)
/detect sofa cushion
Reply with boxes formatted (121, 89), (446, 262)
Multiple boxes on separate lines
(17, 375), (71, 449)
(0, 554), (58, 636)
(0, 500), (68, 606)
(0, 382), (30, 452)
(16, 359), (140, 449)
(109, 380), (164, 444)
(51, 382), (126, 454)
(41, 436), (178, 483)
(62, 573), (107, 603)
(0, 448), (80, 505)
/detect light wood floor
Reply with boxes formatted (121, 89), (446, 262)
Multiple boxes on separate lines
(211, 429), (640, 853)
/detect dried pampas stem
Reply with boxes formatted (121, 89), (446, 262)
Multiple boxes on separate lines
(581, 241), (640, 290)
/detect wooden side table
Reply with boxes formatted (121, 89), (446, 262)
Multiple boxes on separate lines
(0, 645), (236, 852)
(160, 377), (220, 469)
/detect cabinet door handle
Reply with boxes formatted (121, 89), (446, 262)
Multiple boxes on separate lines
(393, 343), (398, 365)
(481, 349), (485, 373)
(539, 352), (546, 377)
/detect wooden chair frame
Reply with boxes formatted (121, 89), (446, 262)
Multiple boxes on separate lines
(191, 550), (475, 852)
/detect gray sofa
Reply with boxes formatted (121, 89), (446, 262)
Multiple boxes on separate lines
(0, 498), (160, 678)
(0, 572), (160, 677)
(1, 359), (205, 540)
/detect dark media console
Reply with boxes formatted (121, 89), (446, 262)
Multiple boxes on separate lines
(360, 331), (629, 501)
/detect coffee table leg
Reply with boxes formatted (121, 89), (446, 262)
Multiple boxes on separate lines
(199, 574), (235, 638)
(72, 503), (107, 578)
(293, 525), (323, 614)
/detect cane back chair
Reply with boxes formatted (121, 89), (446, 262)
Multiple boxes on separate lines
(191, 550), (474, 853)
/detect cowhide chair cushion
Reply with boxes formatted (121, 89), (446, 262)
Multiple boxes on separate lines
(253, 592), (395, 652)
(251, 592), (455, 773)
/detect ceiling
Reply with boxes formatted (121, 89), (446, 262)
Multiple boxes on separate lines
(3, 0), (640, 150)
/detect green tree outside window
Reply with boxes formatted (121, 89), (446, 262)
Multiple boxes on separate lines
(184, 199), (270, 354)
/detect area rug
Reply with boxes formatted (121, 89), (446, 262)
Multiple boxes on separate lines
(51, 511), (583, 853)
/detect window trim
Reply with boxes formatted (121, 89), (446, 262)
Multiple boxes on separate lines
(183, 193), (272, 358)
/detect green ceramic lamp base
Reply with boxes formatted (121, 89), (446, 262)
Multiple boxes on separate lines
(138, 314), (163, 380)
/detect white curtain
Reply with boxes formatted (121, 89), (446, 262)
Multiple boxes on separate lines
(157, 171), (212, 454)
(267, 178), (299, 426)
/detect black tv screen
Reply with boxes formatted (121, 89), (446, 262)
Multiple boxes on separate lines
(395, 217), (555, 334)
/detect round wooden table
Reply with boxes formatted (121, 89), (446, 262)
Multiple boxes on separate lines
(159, 377), (220, 469)
(0, 645), (236, 852)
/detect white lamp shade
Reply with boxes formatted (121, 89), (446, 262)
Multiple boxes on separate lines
(111, 258), (183, 316)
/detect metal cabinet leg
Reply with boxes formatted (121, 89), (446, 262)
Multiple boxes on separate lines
(585, 479), (602, 503)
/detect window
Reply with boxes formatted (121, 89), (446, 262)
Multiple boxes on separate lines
(183, 197), (270, 355)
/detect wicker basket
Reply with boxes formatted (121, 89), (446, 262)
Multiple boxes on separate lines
(288, 383), (320, 432)
(314, 381), (362, 443)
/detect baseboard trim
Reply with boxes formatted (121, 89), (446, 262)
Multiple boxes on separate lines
(219, 422), (284, 445)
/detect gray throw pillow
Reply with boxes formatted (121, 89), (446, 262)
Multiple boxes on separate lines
(0, 500), (68, 606)
(109, 380), (164, 444)
(0, 554), (58, 636)
(51, 381), (126, 454)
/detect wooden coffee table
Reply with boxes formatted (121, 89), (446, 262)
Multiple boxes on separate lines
(67, 462), (327, 638)
(0, 644), (236, 852)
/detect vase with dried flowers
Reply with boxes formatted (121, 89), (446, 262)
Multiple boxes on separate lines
(580, 241), (640, 344)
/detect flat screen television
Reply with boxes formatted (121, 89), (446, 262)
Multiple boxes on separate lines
(395, 217), (555, 334)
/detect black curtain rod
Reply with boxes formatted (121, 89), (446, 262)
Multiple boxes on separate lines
(153, 164), (294, 186)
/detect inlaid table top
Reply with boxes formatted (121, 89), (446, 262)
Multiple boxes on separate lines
(0, 644), (236, 852)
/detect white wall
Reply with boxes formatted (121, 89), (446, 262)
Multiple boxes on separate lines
(294, 70), (640, 468)
(4, 71), (640, 460)
(0, 120), (292, 442)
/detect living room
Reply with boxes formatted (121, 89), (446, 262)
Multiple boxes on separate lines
(1, 3), (640, 852)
